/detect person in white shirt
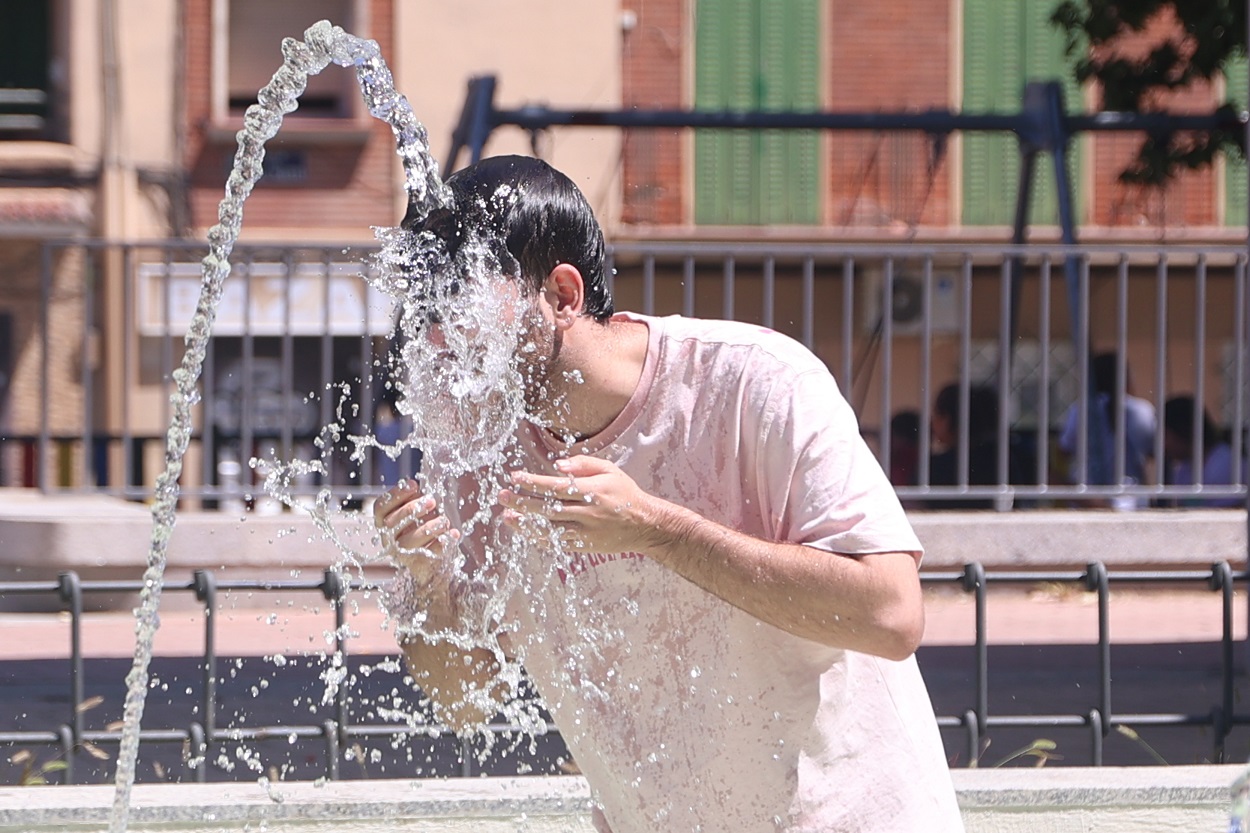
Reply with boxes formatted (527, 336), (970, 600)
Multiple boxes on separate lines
(374, 155), (963, 832)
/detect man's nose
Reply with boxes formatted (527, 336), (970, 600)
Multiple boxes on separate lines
(425, 322), (448, 349)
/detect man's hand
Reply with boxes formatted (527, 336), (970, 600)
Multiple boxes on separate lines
(499, 456), (922, 659)
(499, 455), (664, 554)
(374, 480), (502, 733)
(373, 478), (461, 584)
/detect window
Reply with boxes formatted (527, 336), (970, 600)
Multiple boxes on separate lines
(0, 0), (64, 141)
(217, 0), (359, 120)
(693, 0), (821, 225)
(962, 0), (1083, 226)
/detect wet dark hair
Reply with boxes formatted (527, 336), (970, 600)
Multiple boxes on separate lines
(1163, 395), (1221, 451)
(935, 383), (999, 444)
(403, 155), (613, 323)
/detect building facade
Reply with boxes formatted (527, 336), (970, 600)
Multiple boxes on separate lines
(0, 0), (1243, 493)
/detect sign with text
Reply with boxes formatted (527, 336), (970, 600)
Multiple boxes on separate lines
(136, 261), (396, 337)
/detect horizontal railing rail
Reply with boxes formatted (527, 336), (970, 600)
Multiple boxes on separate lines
(0, 563), (1243, 784)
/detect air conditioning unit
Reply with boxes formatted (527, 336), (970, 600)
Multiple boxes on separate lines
(863, 270), (960, 335)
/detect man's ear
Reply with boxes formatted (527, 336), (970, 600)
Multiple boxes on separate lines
(546, 263), (585, 324)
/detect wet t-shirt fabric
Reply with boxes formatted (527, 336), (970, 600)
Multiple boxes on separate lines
(505, 313), (964, 833)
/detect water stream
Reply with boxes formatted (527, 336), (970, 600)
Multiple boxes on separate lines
(110, 21), (451, 832)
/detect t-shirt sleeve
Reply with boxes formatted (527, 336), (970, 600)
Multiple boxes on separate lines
(757, 362), (922, 558)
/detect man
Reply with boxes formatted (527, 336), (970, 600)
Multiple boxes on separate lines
(374, 155), (963, 832)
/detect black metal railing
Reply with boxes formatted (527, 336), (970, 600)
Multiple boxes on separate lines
(24, 239), (1250, 511)
(0, 562), (1245, 785)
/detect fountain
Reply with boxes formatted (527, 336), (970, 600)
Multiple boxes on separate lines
(104, 19), (462, 832)
(4, 17), (1247, 833)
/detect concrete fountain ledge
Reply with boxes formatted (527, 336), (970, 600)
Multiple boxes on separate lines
(0, 489), (1242, 584)
(0, 775), (597, 832)
(0, 766), (1242, 832)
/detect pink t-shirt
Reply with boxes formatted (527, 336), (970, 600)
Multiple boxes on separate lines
(498, 314), (963, 832)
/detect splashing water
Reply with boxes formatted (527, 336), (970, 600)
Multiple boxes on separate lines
(110, 20), (450, 832)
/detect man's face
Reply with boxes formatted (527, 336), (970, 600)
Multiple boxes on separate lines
(513, 286), (565, 421)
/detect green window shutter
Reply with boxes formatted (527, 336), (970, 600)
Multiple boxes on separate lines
(694, 0), (753, 223)
(1225, 55), (1247, 228)
(758, 0), (820, 224)
(963, 0), (1083, 226)
(695, 0), (820, 225)
(962, 0), (1020, 226)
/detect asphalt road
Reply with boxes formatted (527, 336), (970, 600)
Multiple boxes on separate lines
(2, 585), (1247, 786)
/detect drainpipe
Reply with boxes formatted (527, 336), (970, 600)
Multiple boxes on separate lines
(98, 0), (129, 479)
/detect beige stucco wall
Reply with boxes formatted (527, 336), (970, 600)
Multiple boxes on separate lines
(394, 1), (624, 230)
(64, 0), (179, 239)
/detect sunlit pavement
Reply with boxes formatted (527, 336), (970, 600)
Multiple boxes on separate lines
(0, 582), (1242, 661)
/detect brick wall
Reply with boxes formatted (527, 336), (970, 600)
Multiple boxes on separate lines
(2, 242), (85, 437)
(827, 2), (953, 228)
(183, 0), (400, 237)
(620, 0), (686, 226)
(618, 0), (1235, 235)
(1086, 9), (1220, 229)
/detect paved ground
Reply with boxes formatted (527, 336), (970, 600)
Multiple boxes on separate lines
(1, 582), (1247, 785)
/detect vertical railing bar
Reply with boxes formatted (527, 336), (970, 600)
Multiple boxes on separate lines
(1085, 562), (1111, 741)
(682, 255), (696, 319)
(240, 253), (255, 504)
(200, 249), (218, 502)
(57, 724), (75, 784)
(121, 246), (136, 496)
(722, 256), (735, 321)
(39, 242), (53, 492)
(57, 571), (84, 744)
(957, 257), (973, 488)
(280, 251), (296, 472)
(963, 709), (980, 768)
(761, 256), (775, 330)
(1215, 561), (1235, 756)
(188, 721), (207, 782)
(962, 563), (988, 735)
(1154, 254), (1169, 479)
(642, 254), (655, 317)
(1075, 257), (1091, 489)
(161, 247), (176, 463)
(801, 256), (815, 351)
(918, 257), (934, 489)
(1088, 708), (1104, 767)
(1038, 255), (1052, 487)
(1232, 255), (1246, 488)
(323, 568), (349, 743)
(1114, 255), (1130, 489)
(841, 259), (854, 399)
(997, 257), (1012, 502)
(80, 248), (96, 490)
(880, 258), (894, 477)
(1193, 254), (1208, 492)
(359, 262), (375, 493)
(194, 569), (218, 745)
(323, 719), (340, 780)
(320, 250), (335, 490)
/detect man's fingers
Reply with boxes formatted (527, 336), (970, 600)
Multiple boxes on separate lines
(393, 513), (453, 552)
(508, 472), (586, 500)
(373, 478), (423, 526)
(554, 455), (614, 476)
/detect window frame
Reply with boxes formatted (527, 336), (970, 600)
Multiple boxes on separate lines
(209, 0), (371, 132)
